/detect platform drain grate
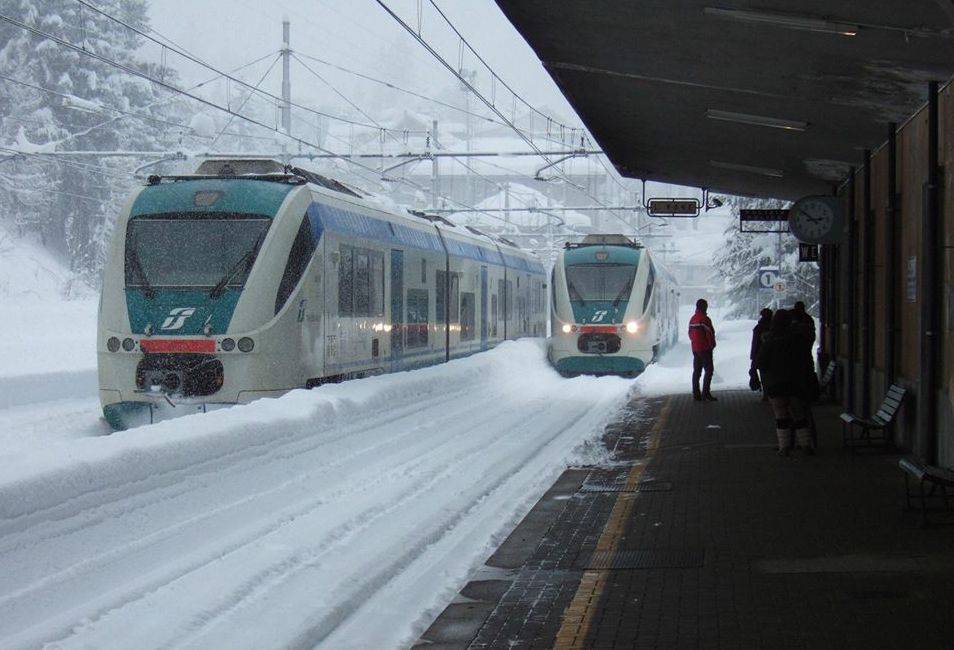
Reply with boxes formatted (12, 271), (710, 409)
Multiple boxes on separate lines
(576, 549), (704, 570)
(579, 476), (673, 493)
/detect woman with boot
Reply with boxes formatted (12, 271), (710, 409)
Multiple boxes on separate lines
(755, 309), (813, 456)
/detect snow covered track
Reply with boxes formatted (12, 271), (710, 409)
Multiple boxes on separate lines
(0, 340), (632, 649)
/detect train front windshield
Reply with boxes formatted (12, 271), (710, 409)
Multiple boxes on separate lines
(125, 215), (271, 289)
(564, 263), (637, 303)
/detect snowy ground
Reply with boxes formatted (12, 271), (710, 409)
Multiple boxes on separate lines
(0, 340), (637, 649)
(0, 237), (759, 649)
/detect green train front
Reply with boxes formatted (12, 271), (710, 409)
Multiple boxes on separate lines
(548, 235), (679, 377)
(97, 171), (317, 429)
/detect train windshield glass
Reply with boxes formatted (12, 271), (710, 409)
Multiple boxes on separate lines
(125, 215), (271, 289)
(564, 263), (637, 302)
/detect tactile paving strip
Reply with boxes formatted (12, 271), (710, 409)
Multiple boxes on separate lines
(575, 548), (705, 570)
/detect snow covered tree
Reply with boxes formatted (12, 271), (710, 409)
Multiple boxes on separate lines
(714, 196), (819, 319)
(0, 0), (189, 282)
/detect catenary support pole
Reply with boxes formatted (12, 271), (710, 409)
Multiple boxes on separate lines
(918, 81), (940, 463)
(281, 18), (292, 137)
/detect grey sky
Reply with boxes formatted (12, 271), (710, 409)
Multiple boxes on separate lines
(147, 0), (580, 126)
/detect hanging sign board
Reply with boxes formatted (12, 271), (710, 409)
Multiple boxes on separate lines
(647, 198), (700, 217)
(740, 208), (789, 222)
(798, 243), (819, 262)
(740, 209), (790, 233)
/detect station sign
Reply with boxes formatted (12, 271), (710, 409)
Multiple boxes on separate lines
(740, 208), (789, 222)
(774, 281), (787, 294)
(757, 267), (779, 289)
(647, 197), (700, 218)
(798, 243), (819, 263)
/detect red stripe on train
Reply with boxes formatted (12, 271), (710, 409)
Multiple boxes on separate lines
(140, 339), (216, 354)
(579, 325), (618, 334)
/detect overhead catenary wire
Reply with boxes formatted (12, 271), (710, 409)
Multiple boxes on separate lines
(1, 4), (595, 236)
(67, 0), (424, 135)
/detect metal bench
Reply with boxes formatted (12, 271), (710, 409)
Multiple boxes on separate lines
(899, 456), (954, 526)
(840, 384), (905, 450)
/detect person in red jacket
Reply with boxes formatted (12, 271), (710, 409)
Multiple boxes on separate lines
(688, 298), (717, 401)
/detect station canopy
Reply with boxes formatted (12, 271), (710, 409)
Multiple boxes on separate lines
(495, 1), (954, 199)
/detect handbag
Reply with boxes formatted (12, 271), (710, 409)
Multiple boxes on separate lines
(748, 368), (761, 391)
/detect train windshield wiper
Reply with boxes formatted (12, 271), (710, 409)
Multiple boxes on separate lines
(209, 232), (266, 298)
(127, 244), (155, 299)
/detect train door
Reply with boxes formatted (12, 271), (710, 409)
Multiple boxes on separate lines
(390, 249), (404, 367)
(480, 266), (488, 350)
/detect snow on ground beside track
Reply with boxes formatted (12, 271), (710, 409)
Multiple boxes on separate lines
(0, 233), (98, 380)
(0, 339), (634, 650)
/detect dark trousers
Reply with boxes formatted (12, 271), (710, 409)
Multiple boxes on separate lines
(692, 350), (714, 396)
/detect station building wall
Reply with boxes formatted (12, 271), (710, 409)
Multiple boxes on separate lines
(827, 81), (954, 466)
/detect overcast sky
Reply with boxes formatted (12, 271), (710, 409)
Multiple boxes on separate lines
(146, 0), (580, 126)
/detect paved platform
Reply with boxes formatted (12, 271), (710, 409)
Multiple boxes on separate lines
(415, 390), (954, 649)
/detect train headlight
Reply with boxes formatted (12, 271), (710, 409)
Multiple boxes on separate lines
(221, 337), (235, 352)
(122, 337), (136, 351)
(107, 337), (120, 352)
(238, 337), (255, 353)
(625, 321), (640, 334)
(561, 323), (573, 334)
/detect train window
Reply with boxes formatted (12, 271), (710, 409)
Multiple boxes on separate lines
(338, 245), (384, 317)
(565, 263), (636, 303)
(406, 288), (429, 348)
(436, 271), (460, 324)
(274, 216), (316, 314)
(421, 258), (427, 283)
(498, 279), (507, 322)
(371, 251), (385, 317)
(460, 292), (476, 340)
(491, 294), (498, 336)
(643, 263), (655, 313)
(125, 215), (270, 289)
(354, 252), (371, 316)
(338, 245), (354, 316)
(506, 280), (514, 319)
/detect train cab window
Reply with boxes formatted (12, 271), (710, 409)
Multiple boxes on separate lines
(460, 292), (476, 340)
(436, 270), (460, 324)
(406, 288), (429, 348)
(643, 263), (656, 313)
(275, 216), (316, 314)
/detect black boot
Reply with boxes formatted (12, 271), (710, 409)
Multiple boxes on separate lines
(703, 393), (717, 402)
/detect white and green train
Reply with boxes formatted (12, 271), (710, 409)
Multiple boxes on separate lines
(548, 234), (679, 377)
(98, 159), (547, 429)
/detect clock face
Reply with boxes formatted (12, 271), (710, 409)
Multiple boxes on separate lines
(789, 196), (843, 243)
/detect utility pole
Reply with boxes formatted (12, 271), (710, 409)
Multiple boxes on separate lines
(280, 17), (292, 137)
(430, 119), (440, 210)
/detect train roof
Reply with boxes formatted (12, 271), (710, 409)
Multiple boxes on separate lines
(139, 159), (544, 271)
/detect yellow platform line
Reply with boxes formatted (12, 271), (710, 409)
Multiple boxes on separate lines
(554, 397), (672, 649)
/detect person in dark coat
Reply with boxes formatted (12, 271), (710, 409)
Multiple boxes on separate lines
(790, 300), (819, 402)
(755, 309), (813, 456)
(749, 308), (772, 396)
(688, 298), (716, 401)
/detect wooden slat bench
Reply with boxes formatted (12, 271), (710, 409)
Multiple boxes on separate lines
(899, 457), (954, 526)
(840, 384), (905, 450)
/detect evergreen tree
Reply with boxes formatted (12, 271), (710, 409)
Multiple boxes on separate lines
(0, 0), (188, 281)
(714, 196), (819, 319)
